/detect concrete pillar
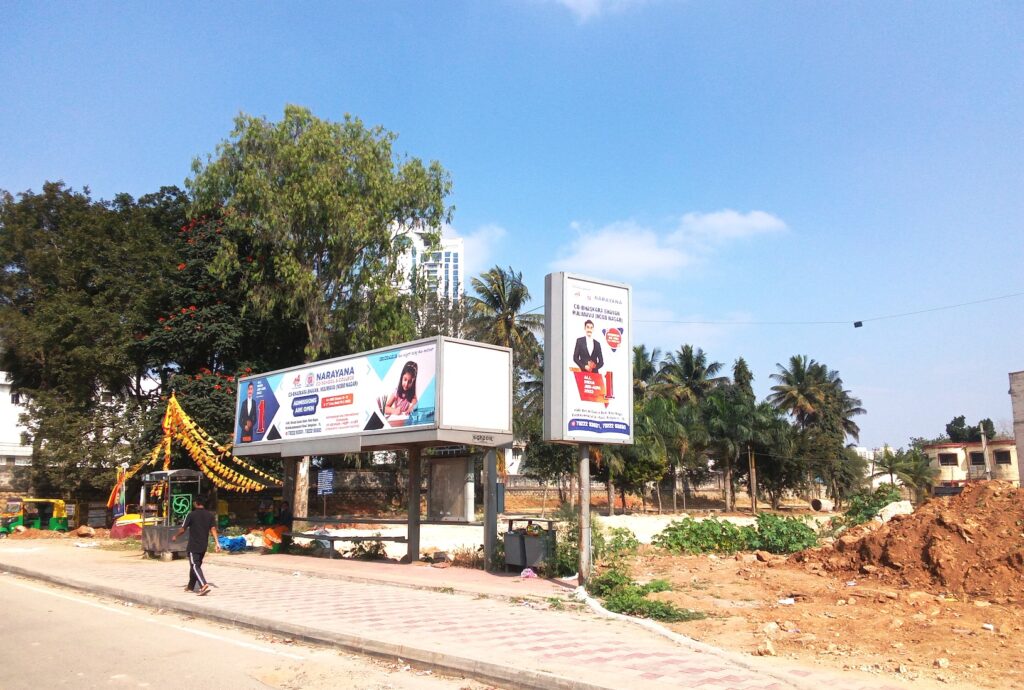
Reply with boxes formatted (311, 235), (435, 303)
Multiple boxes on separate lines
(483, 449), (497, 571)
(464, 457), (475, 522)
(1010, 371), (1024, 487)
(406, 447), (421, 563)
(578, 444), (591, 587)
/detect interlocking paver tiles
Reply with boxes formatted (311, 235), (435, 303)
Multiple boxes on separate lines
(0, 542), (910, 690)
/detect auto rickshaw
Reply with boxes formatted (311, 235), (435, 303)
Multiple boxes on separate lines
(0, 498), (69, 536)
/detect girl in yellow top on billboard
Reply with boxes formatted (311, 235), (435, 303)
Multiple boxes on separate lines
(384, 360), (418, 425)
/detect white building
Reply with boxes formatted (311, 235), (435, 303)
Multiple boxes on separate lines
(0, 370), (32, 475)
(399, 232), (464, 301)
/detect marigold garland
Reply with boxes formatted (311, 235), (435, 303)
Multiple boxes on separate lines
(106, 392), (282, 507)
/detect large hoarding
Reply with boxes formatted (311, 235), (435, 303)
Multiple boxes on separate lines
(543, 273), (633, 445)
(233, 337), (513, 455)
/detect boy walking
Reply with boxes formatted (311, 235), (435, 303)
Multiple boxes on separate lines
(172, 497), (220, 595)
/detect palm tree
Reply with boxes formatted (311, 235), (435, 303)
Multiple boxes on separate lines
(464, 265), (543, 371)
(656, 344), (727, 405)
(632, 344), (661, 402)
(900, 449), (938, 503)
(871, 447), (905, 486)
(768, 355), (827, 428)
(702, 385), (773, 512)
(871, 447), (937, 503)
(835, 388), (865, 442)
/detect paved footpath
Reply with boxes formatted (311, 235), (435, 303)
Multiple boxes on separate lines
(0, 540), (908, 690)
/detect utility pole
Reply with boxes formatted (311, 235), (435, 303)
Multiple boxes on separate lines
(748, 446), (758, 514)
(981, 424), (991, 480)
(578, 444), (592, 587)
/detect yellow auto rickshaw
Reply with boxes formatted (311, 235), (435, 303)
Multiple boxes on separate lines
(0, 498), (69, 536)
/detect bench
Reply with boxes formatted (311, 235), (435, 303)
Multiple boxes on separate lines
(281, 531), (408, 559)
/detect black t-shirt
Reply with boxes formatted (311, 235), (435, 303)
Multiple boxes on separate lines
(181, 509), (216, 553)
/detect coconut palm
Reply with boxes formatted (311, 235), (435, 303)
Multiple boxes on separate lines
(632, 344), (661, 402)
(768, 355), (827, 428)
(702, 385), (775, 512)
(656, 344), (727, 405)
(464, 265), (543, 370)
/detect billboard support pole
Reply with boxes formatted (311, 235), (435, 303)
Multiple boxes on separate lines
(578, 443), (591, 587)
(405, 447), (421, 563)
(483, 448), (498, 571)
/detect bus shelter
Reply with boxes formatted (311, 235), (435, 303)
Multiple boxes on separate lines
(231, 337), (513, 568)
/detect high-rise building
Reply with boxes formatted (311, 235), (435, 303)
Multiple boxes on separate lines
(399, 232), (464, 301)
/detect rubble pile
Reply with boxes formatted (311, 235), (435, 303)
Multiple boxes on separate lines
(796, 481), (1024, 600)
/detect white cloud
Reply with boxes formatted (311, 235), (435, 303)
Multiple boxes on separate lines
(670, 210), (787, 244)
(444, 223), (507, 279)
(550, 210), (786, 282)
(550, 220), (695, 280)
(553, 0), (647, 21)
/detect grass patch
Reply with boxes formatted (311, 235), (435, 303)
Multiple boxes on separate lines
(98, 538), (142, 552)
(587, 567), (705, 623)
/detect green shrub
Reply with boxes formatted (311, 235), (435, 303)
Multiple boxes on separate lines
(843, 485), (902, 527)
(653, 514), (818, 555)
(587, 568), (633, 597)
(347, 533), (389, 560)
(750, 513), (818, 554)
(643, 578), (672, 593)
(547, 505), (606, 577)
(601, 582), (705, 622)
(652, 517), (756, 555)
(586, 565), (703, 622)
(603, 527), (640, 561)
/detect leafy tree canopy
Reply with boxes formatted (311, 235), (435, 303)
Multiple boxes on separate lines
(945, 415), (996, 443)
(188, 105), (452, 362)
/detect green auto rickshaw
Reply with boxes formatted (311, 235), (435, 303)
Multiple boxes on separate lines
(0, 498), (69, 536)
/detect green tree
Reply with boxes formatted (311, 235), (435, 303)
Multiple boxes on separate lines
(464, 265), (543, 372)
(0, 183), (175, 497)
(632, 344), (661, 402)
(732, 357), (754, 401)
(188, 105), (452, 516)
(769, 355), (865, 505)
(189, 105), (451, 360)
(768, 355), (827, 428)
(142, 212), (306, 438)
(655, 344), (727, 405)
(945, 415), (996, 443)
(899, 448), (938, 503)
(871, 446), (936, 502)
(702, 385), (775, 512)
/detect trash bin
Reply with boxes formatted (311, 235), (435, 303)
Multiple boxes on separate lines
(504, 518), (555, 569)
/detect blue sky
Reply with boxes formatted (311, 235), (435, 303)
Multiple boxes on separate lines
(3, 1), (1022, 449)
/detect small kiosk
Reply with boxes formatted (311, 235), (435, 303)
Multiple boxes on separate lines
(140, 469), (203, 559)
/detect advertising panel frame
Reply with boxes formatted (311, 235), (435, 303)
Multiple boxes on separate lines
(543, 272), (633, 445)
(232, 336), (513, 457)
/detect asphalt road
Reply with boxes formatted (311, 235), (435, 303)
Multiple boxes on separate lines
(0, 573), (493, 690)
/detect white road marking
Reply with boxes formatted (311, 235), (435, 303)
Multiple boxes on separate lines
(0, 577), (305, 660)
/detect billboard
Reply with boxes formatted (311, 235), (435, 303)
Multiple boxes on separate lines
(233, 337), (513, 456)
(543, 273), (633, 445)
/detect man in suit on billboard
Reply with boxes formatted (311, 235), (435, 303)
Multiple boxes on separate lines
(572, 319), (604, 373)
(238, 382), (258, 442)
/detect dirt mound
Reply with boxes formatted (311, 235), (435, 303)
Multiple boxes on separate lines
(795, 481), (1024, 600)
(7, 528), (69, 539)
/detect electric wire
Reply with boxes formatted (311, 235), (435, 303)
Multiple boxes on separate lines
(521, 289), (1024, 325)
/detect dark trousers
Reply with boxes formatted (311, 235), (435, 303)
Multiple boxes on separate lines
(187, 551), (209, 590)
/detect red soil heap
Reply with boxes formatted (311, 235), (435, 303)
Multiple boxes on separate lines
(797, 481), (1024, 600)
